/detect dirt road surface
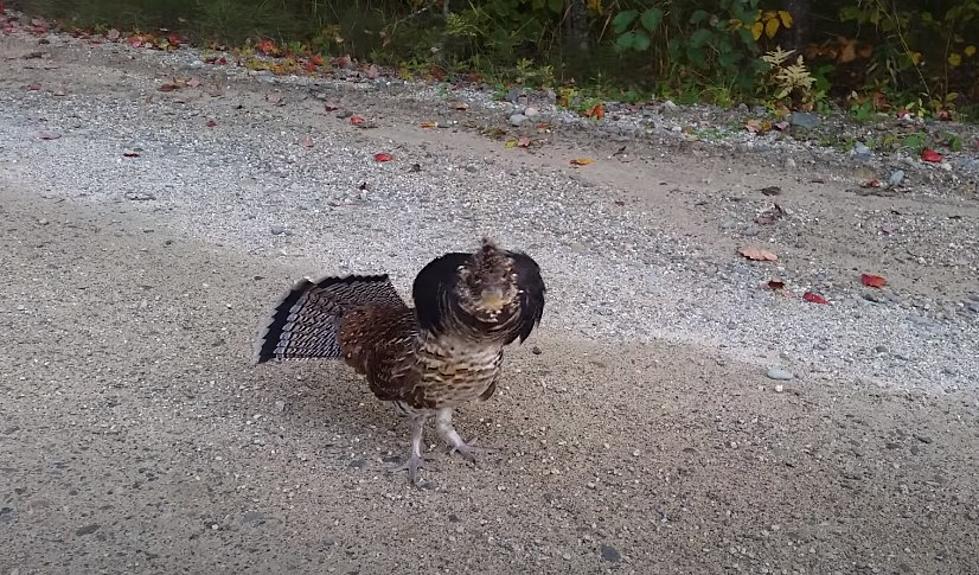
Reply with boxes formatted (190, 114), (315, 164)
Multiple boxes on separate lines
(1, 27), (978, 575)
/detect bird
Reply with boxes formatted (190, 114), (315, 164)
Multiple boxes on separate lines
(254, 238), (546, 485)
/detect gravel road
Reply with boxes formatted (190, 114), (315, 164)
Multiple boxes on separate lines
(2, 24), (979, 575)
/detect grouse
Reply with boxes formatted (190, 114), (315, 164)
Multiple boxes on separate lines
(255, 238), (546, 484)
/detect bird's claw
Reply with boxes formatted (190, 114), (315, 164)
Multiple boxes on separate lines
(447, 437), (496, 465)
(387, 453), (430, 486)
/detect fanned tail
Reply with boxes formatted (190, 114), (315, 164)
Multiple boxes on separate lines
(254, 274), (403, 364)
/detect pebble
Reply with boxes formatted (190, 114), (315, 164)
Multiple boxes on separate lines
(274, 400), (285, 413)
(75, 523), (100, 536)
(270, 225), (291, 236)
(789, 111), (820, 129)
(600, 544), (622, 562)
(888, 170), (905, 187)
(508, 113), (527, 127)
(524, 106), (539, 117)
(851, 143), (872, 159)
(766, 367), (794, 381)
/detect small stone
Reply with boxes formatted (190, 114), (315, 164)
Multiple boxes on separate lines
(348, 459), (367, 469)
(274, 400), (285, 413)
(789, 112), (820, 129)
(600, 544), (622, 562)
(662, 100), (678, 111)
(774, 384), (784, 393)
(270, 225), (291, 236)
(888, 170), (905, 187)
(524, 106), (539, 117)
(75, 523), (100, 536)
(124, 191), (156, 201)
(766, 367), (794, 381)
(851, 143), (872, 159)
(37, 218), (49, 225)
(531, 346), (542, 355)
(508, 113), (527, 127)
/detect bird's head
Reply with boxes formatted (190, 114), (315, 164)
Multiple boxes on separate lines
(454, 238), (519, 324)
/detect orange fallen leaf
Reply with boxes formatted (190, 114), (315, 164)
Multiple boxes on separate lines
(738, 246), (778, 262)
(373, 152), (393, 162)
(420, 121), (437, 129)
(585, 103), (605, 120)
(860, 273), (887, 288)
(350, 115), (366, 126)
(921, 148), (943, 163)
(803, 292), (829, 304)
(570, 158), (594, 166)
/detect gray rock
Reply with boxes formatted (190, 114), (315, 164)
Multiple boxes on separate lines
(600, 544), (622, 562)
(75, 523), (100, 536)
(524, 106), (539, 117)
(270, 225), (291, 236)
(888, 170), (905, 187)
(766, 367), (795, 381)
(790, 112), (820, 129)
(851, 143), (872, 159)
(508, 113), (527, 127)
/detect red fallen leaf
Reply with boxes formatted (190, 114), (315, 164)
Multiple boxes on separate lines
(350, 115), (366, 126)
(373, 152), (393, 162)
(921, 148), (943, 163)
(861, 178), (882, 188)
(860, 273), (887, 288)
(204, 55), (228, 65)
(365, 64), (380, 79)
(803, 292), (829, 304)
(166, 32), (183, 47)
(309, 54), (325, 67)
(186, 77), (201, 88)
(206, 119), (217, 128)
(585, 103), (605, 120)
(256, 38), (278, 56)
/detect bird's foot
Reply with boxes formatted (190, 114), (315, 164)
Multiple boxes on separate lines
(447, 436), (497, 465)
(387, 453), (431, 486)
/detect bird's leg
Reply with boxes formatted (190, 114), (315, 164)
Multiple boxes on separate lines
(435, 407), (495, 464)
(389, 413), (430, 486)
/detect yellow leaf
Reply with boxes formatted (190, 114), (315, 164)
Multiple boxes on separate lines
(751, 21), (764, 41)
(587, 0), (602, 13)
(965, 45), (976, 57)
(911, 51), (923, 65)
(765, 17), (779, 39)
(778, 10), (793, 28)
(948, 53), (962, 67)
(569, 158), (594, 166)
(504, 138), (518, 149)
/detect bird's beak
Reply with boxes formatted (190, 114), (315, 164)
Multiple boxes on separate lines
(480, 287), (506, 311)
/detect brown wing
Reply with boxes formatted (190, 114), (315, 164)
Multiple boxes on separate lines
(337, 303), (419, 402)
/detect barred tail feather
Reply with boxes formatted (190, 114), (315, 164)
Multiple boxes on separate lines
(254, 274), (402, 364)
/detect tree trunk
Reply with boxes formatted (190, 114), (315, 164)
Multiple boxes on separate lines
(782, 0), (811, 53)
(565, 0), (589, 54)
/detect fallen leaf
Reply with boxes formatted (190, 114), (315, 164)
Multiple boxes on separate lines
(365, 64), (379, 79)
(25, 82), (41, 91)
(861, 179), (882, 188)
(123, 150), (141, 157)
(37, 130), (61, 140)
(585, 103), (605, 120)
(738, 246), (778, 261)
(324, 102), (341, 112)
(158, 82), (182, 92)
(773, 121), (790, 131)
(803, 292), (829, 304)
(860, 273), (887, 288)
(300, 135), (314, 148)
(767, 280), (786, 290)
(265, 92), (283, 105)
(921, 148), (943, 163)
(206, 119), (217, 128)
(420, 121), (437, 129)
(517, 136), (531, 148)
(504, 138), (518, 149)
(350, 115), (366, 126)
(570, 158), (594, 166)
(373, 152), (393, 162)
(204, 55), (228, 65)
(186, 77), (201, 88)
